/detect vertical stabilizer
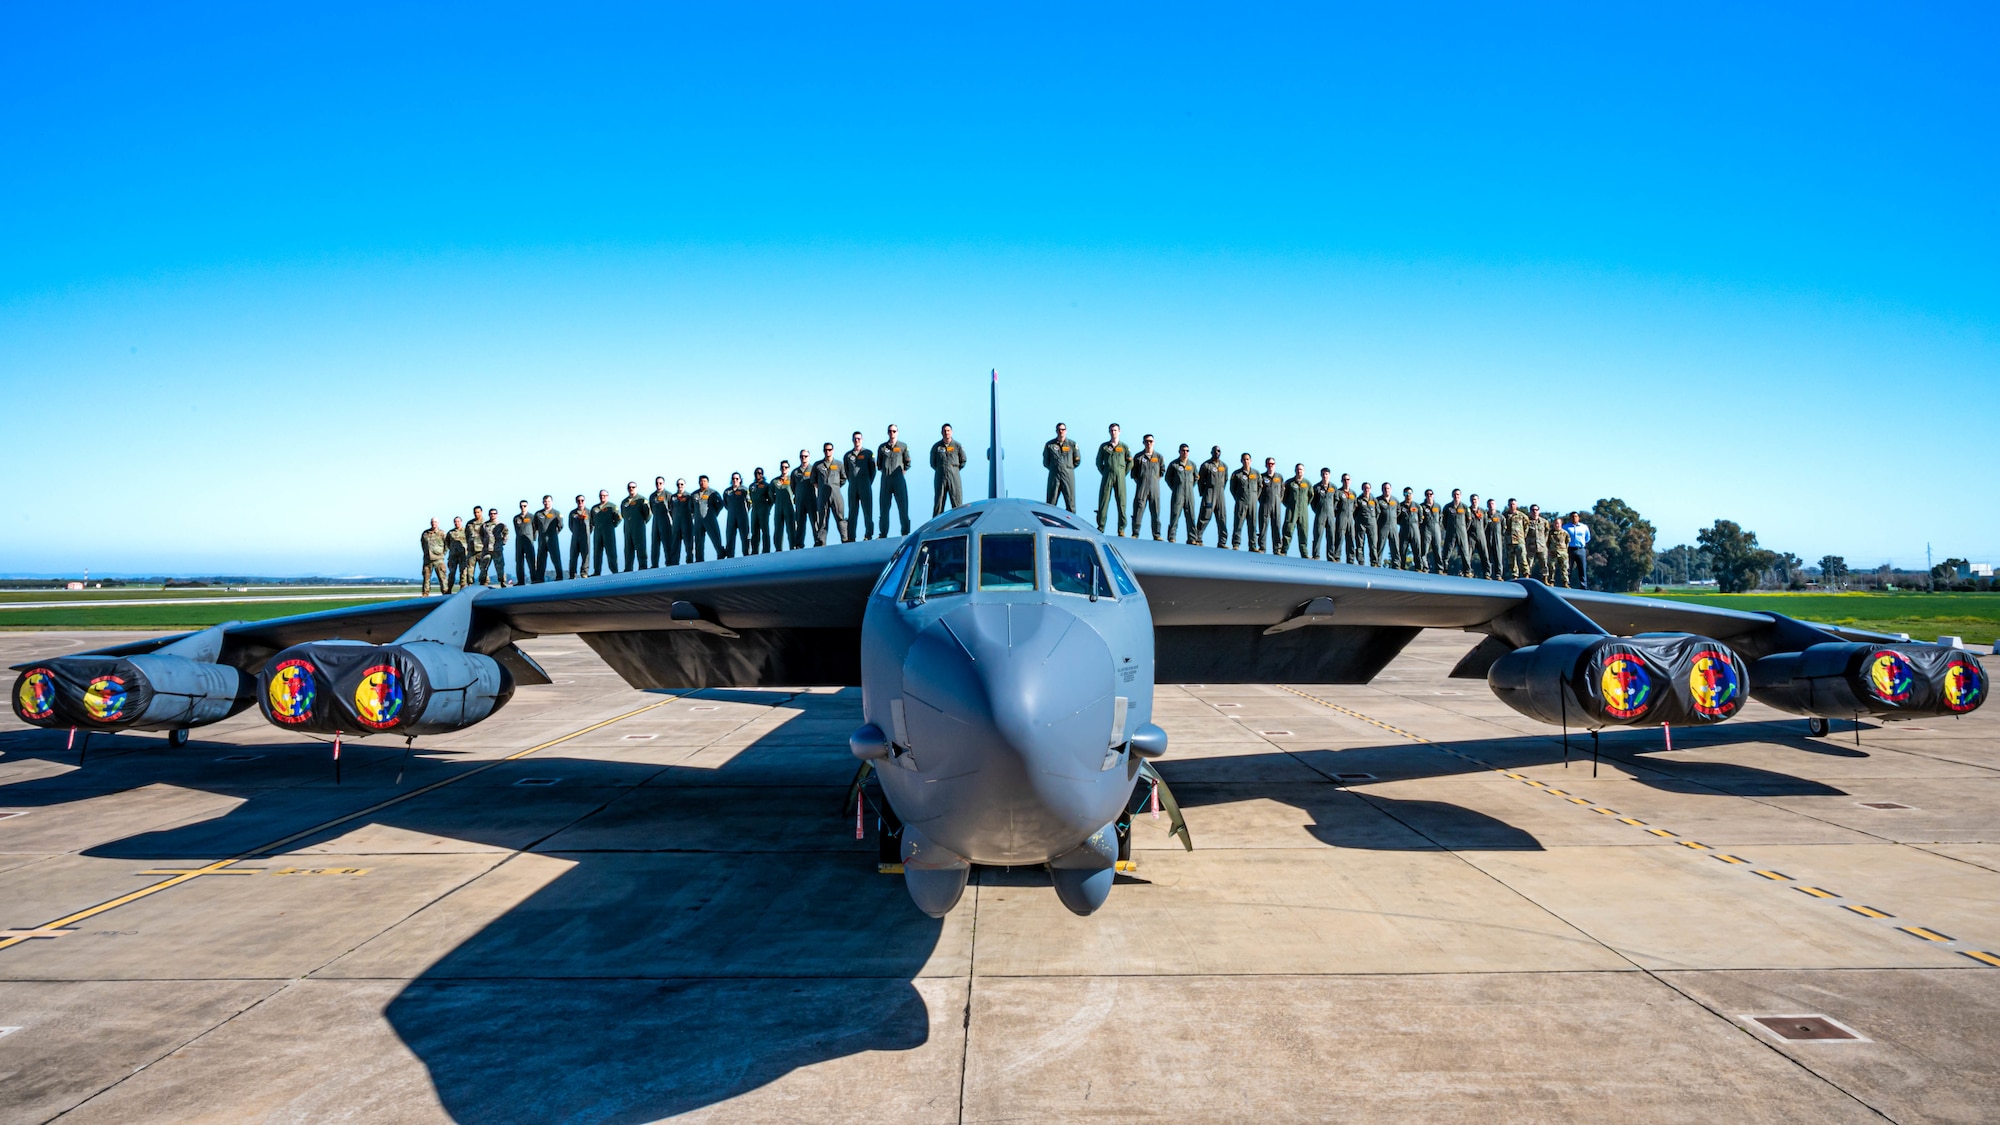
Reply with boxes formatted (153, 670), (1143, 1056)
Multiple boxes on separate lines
(987, 369), (1005, 499)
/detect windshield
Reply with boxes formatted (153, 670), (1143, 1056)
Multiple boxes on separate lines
(902, 536), (969, 600)
(872, 541), (913, 596)
(979, 533), (1038, 591)
(1048, 536), (1113, 598)
(1103, 545), (1139, 597)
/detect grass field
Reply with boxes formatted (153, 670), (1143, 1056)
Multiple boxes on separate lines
(0, 596), (417, 629)
(0, 586), (419, 603)
(1647, 590), (2000, 644)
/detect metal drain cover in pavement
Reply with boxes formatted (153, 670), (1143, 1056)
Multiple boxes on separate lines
(514, 778), (562, 787)
(1858, 802), (1912, 810)
(1748, 1015), (1863, 1042)
(1260, 730), (1294, 737)
(216, 754), (263, 763)
(622, 733), (656, 740)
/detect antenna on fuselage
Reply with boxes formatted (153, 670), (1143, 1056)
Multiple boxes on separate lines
(987, 368), (1005, 500)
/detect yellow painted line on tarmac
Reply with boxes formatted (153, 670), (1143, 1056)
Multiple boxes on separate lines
(0, 696), (680, 954)
(1271, 685), (1979, 962)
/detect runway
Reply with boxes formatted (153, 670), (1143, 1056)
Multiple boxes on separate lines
(1, 629), (1996, 1123)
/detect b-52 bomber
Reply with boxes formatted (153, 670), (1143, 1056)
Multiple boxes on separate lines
(9, 394), (1986, 919)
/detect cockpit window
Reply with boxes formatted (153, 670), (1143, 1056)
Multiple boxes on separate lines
(902, 536), (969, 600)
(1103, 545), (1140, 597)
(1048, 536), (1113, 598)
(932, 510), (984, 532)
(1035, 511), (1079, 529)
(979, 533), (1038, 591)
(873, 541), (913, 596)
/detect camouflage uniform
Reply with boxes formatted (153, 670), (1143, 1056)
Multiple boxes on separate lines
(484, 515), (508, 587)
(445, 523), (469, 590)
(466, 510), (489, 583)
(1503, 506), (1530, 579)
(1546, 517), (1570, 587)
(420, 526), (449, 595)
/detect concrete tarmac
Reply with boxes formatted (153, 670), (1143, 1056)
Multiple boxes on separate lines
(1, 629), (1996, 1123)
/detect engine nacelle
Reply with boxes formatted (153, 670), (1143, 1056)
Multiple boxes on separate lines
(1751, 643), (1986, 720)
(12, 655), (250, 733)
(256, 640), (513, 737)
(1488, 633), (1747, 728)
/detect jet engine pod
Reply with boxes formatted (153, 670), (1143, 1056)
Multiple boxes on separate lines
(257, 640), (513, 737)
(1751, 643), (1986, 720)
(12, 655), (248, 733)
(1488, 633), (1747, 728)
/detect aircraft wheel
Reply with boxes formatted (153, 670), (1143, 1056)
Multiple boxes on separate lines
(1807, 716), (1830, 738)
(167, 728), (190, 748)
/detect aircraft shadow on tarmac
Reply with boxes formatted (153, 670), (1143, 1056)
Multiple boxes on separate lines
(0, 699), (1858, 1121)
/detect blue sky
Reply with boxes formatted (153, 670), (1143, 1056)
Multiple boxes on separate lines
(3, 3), (1994, 576)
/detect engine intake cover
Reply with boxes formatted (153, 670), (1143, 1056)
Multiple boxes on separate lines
(1488, 633), (1746, 728)
(1750, 643), (1986, 719)
(12, 655), (247, 733)
(257, 641), (513, 737)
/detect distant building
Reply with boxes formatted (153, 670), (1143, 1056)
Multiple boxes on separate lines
(1958, 562), (1993, 579)
(64, 581), (83, 591)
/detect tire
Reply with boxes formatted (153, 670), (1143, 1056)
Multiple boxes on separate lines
(1807, 716), (1830, 738)
(167, 728), (189, 748)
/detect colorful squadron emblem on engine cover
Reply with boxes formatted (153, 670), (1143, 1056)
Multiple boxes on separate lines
(16, 669), (57, 722)
(353, 664), (405, 730)
(1687, 650), (1741, 719)
(1865, 650), (1916, 705)
(268, 659), (317, 725)
(83, 675), (128, 722)
(1598, 654), (1654, 720)
(1943, 656), (1986, 714)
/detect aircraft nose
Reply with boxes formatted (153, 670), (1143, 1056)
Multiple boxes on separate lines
(899, 602), (1120, 859)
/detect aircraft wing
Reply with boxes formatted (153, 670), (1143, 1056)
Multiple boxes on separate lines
(23, 541), (904, 691)
(1112, 540), (1900, 684)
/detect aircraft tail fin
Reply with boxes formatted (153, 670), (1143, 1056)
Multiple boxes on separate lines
(987, 368), (1005, 499)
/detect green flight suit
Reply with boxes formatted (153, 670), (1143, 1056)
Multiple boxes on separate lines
(1282, 477), (1312, 557)
(1257, 471), (1284, 553)
(1195, 456), (1229, 548)
(877, 440), (912, 536)
(1419, 501), (1443, 574)
(1228, 466), (1261, 550)
(566, 506), (590, 579)
(1396, 498), (1422, 570)
(589, 500), (621, 575)
(1128, 450), (1164, 538)
(770, 477), (797, 552)
(619, 493), (650, 571)
(843, 447), (876, 541)
(931, 439), (966, 515)
(533, 508), (563, 581)
(1044, 437), (1081, 513)
(1311, 482), (1338, 560)
(1374, 493), (1399, 567)
(1165, 456), (1199, 542)
(748, 478), (774, 554)
(1440, 502), (1471, 577)
(511, 511), (536, 586)
(648, 488), (677, 566)
(1095, 440), (1131, 534)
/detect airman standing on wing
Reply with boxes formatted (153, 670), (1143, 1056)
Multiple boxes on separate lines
(723, 472), (751, 558)
(1311, 469), (1339, 560)
(1440, 489), (1471, 577)
(878, 425), (912, 537)
(668, 479), (694, 562)
(691, 475), (725, 561)
(421, 519), (449, 596)
(1043, 423), (1081, 514)
(534, 495), (563, 581)
(1165, 443), (1199, 544)
(485, 508), (510, 587)
(1258, 457), (1285, 554)
(1229, 453), (1261, 550)
(1466, 493), (1489, 580)
(1095, 424), (1131, 535)
(1333, 473), (1359, 564)
(770, 462), (795, 553)
(1129, 434), (1165, 539)
(1353, 482), (1376, 565)
(1418, 488), (1443, 574)
(1196, 445), (1229, 548)
(1282, 463), (1312, 557)
(1375, 483), (1399, 568)
(1484, 498), (1505, 580)
(618, 482), (649, 573)
(445, 515), (469, 590)
(1545, 512), (1569, 587)
(1520, 506), (1552, 580)
(748, 468), (774, 555)
(844, 432), (876, 541)
(789, 449), (815, 550)
(466, 506), (489, 583)
(812, 442), (848, 545)
(588, 491), (620, 575)
(512, 501), (536, 586)
(567, 495), (590, 579)
(931, 423), (966, 515)
(1397, 488), (1422, 571)
(648, 476), (676, 568)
